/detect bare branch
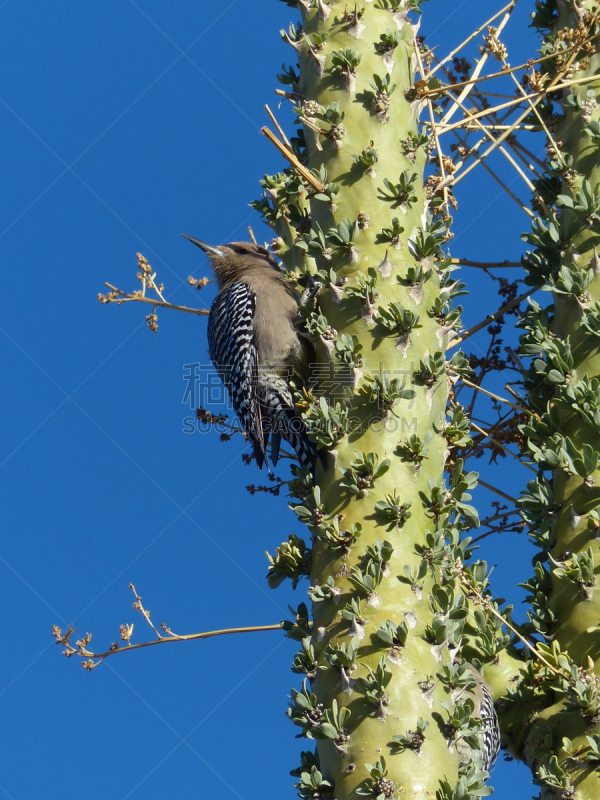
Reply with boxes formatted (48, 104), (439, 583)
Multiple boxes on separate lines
(469, 419), (535, 472)
(437, 73), (600, 140)
(437, 2), (517, 126)
(444, 91), (543, 215)
(99, 252), (210, 334)
(460, 378), (523, 413)
(477, 478), (517, 504)
(449, 286), (537, 349)
(426, 0), (519, 80)
(265, 104), (292, 149)
(426, 29), (600, 98)
(261, 126), (326, 193)
(440, 12), (600, 189)
(53, 583), (291, 671)
(413, 34), (452, 218)
(451, 259), (522, 268)
(450, 124), (535, 216)
(102, 283), (209, 318)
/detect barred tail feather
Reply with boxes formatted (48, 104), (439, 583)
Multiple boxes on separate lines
(261, 385), (318, 473)
(248, 428), (267, 471)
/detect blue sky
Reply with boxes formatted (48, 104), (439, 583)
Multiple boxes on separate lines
(0, 2), (543, 797)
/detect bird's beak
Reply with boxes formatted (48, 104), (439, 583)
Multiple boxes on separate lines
(181, 234), (225, 258)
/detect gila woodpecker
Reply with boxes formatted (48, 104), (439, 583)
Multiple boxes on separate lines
(183, 235), (318, 472)
(456, 663), (500, 773)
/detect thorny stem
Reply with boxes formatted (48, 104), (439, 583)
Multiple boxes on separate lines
(507, 2), (600, 790)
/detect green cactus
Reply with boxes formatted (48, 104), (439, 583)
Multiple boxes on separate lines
(92, 1), (600, 795)
(256, 3), (506, 797)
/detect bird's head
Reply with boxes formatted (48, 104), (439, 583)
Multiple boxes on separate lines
(182, 235), (280, 288)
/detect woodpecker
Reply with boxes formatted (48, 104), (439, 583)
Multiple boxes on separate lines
(456, 664), (500, 772)
(183, 235), (318, 473)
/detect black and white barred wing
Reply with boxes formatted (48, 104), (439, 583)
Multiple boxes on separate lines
(207, 281), (267, 468)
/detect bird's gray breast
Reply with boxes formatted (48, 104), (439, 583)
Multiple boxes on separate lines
(247, 274), (302, 372)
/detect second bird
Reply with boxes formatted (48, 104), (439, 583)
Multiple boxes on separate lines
(183, 236), (318, 473)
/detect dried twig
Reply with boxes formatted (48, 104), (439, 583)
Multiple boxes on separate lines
(451, 259), (521, 268)
(426, 0), (519, 79)
(265, 104), (292, 148)
(469, 419), (534, 471)
(460, 575), (576, 683)
(99, 253), (210, 333)
(444, 91), (542, 215)
(460, 378), (523, 413)
(261, 126), (326, 193)
(425, 29), (600, 97)
(477, 478), (517, 504)
(442, 32), (600, 189)
(438, 73), (600, 139)
(102, 283), (209, 317)
(450, 125), (535, 217)
(414, 34), (451, 218)
(438, 1), (517, 126)
(449, 286), (537, 349)
(53, 584), (290, 671)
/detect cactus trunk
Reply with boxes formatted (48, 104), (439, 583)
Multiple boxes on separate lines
(258, 3), (504, 798)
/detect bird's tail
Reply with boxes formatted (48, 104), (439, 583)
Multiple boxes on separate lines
(260, 383), (318, 473)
